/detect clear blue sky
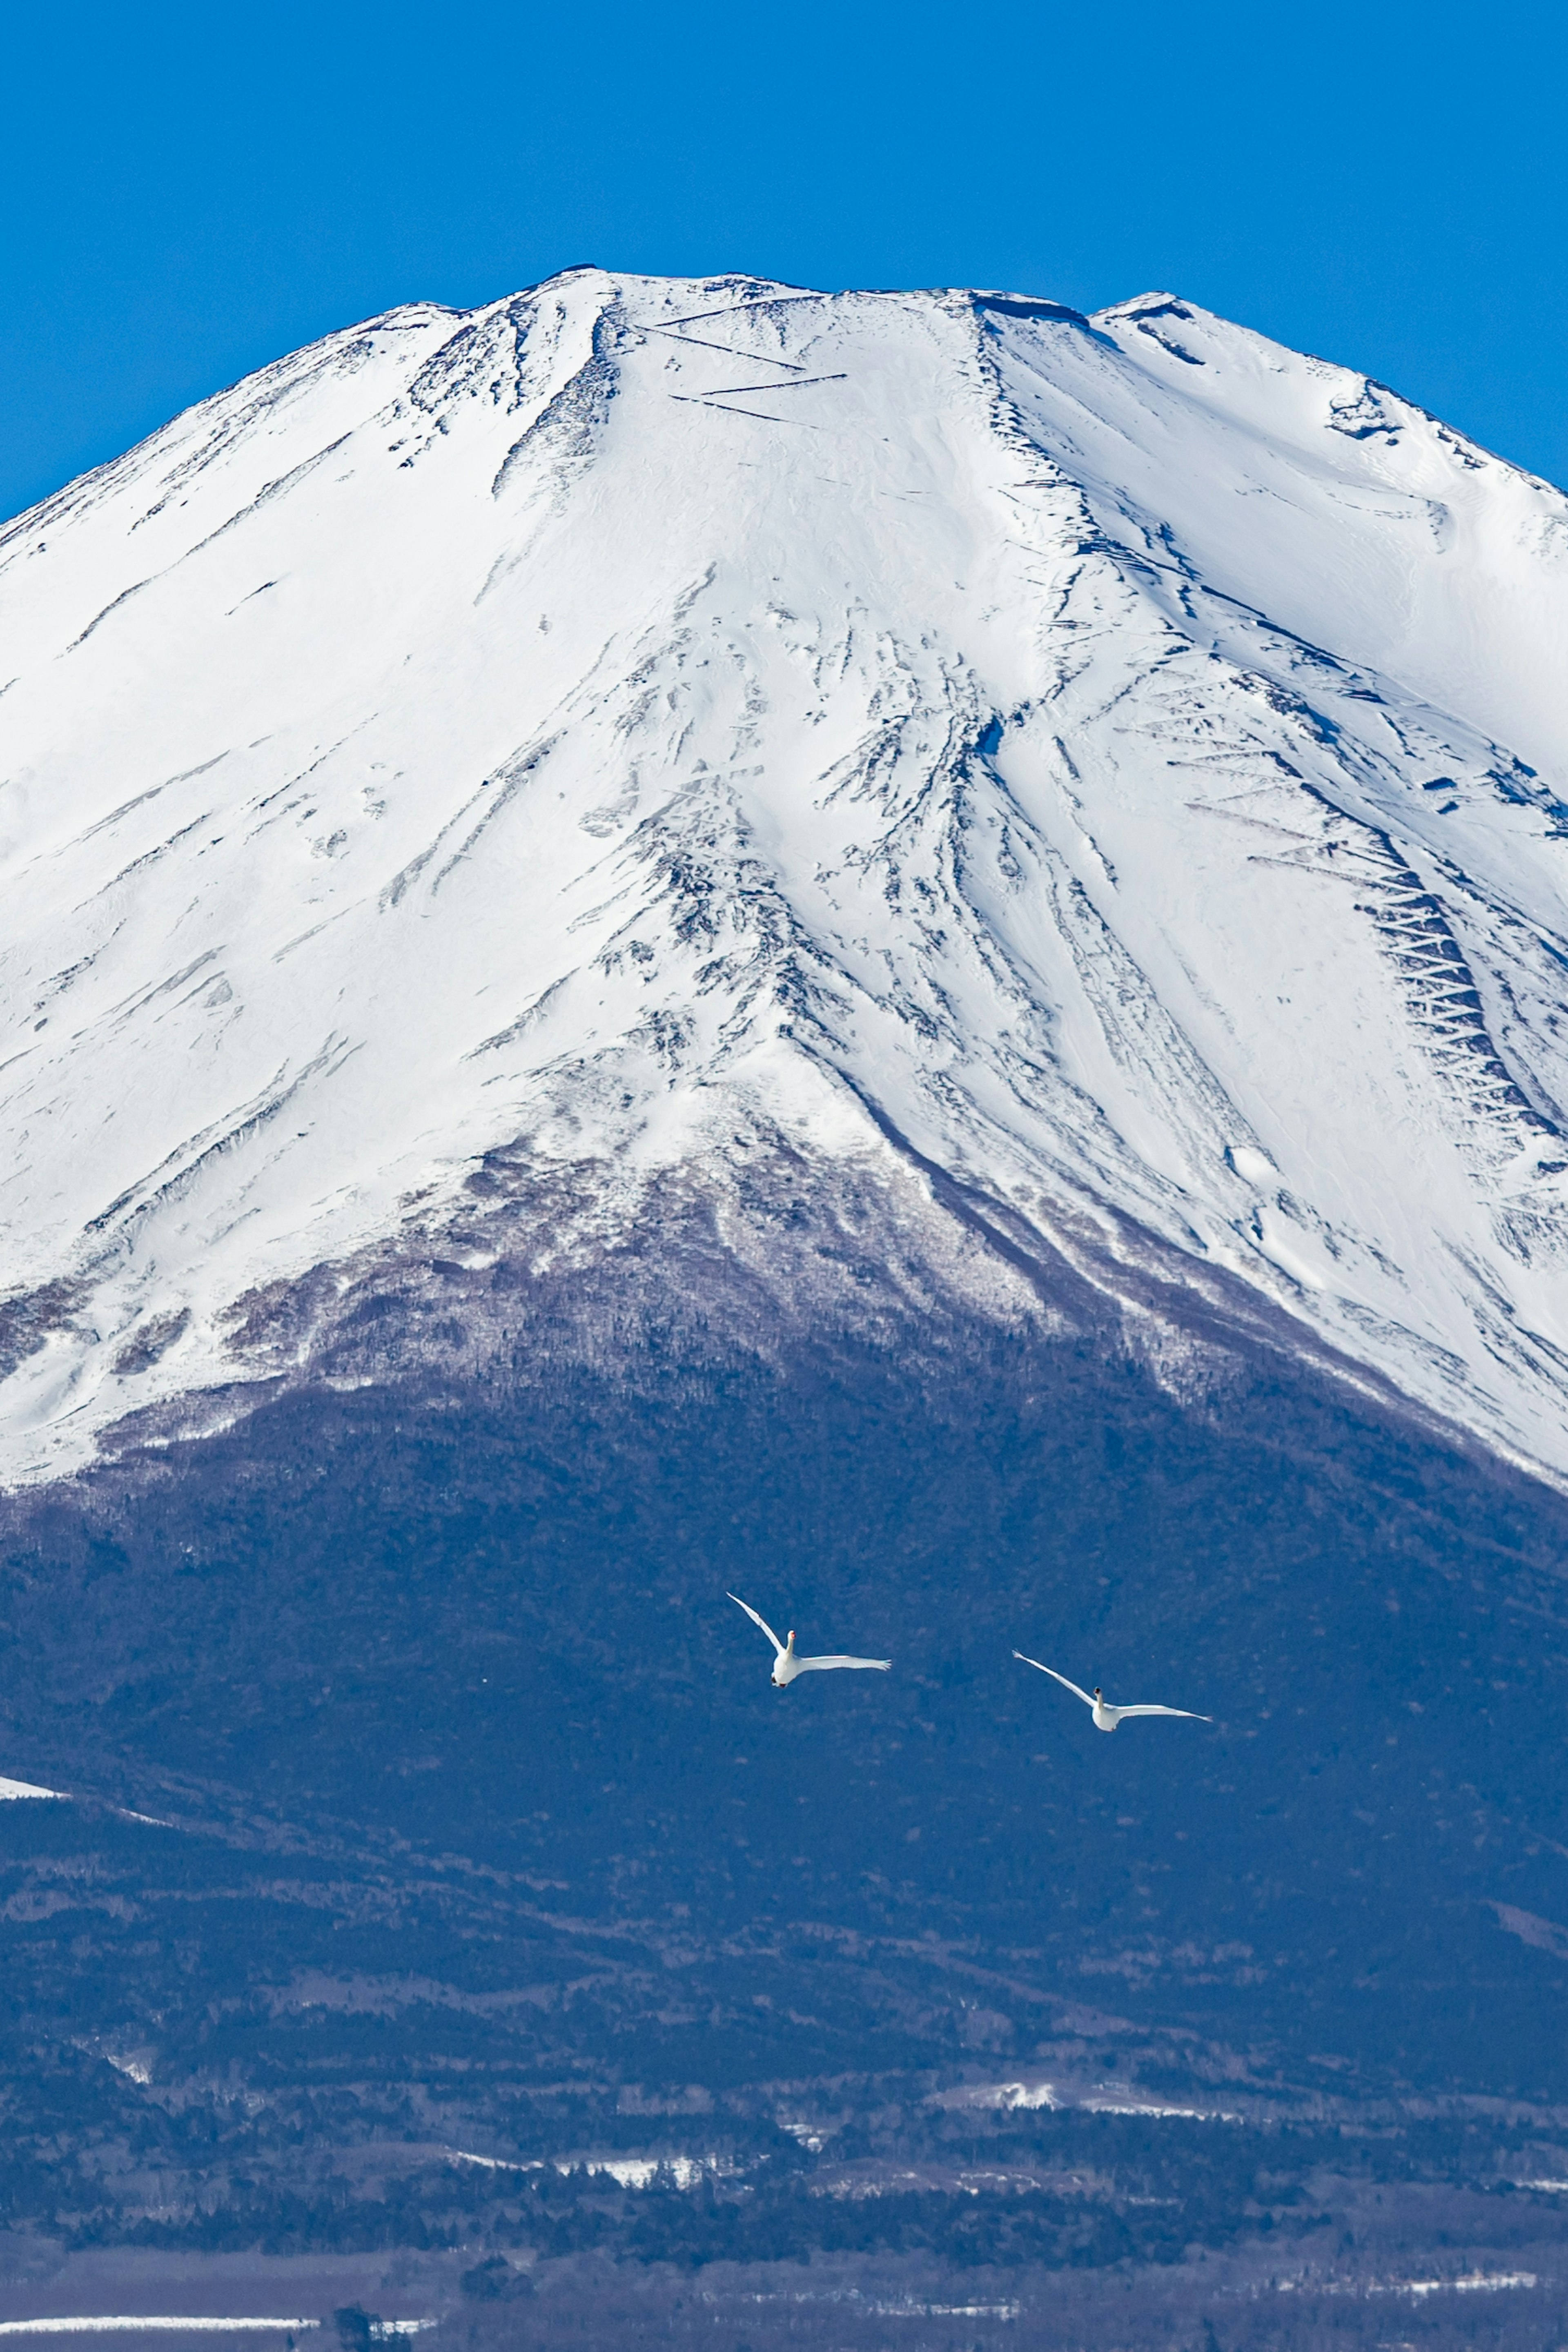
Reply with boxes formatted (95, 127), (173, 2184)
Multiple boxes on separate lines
(4, 0), (1564, 522)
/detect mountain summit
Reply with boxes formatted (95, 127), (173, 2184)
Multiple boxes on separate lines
(3, 268), (1568, 1483)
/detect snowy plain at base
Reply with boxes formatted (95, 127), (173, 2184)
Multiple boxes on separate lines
(0, 2324), (321, 2337)
(1, 270), (1567, 1482)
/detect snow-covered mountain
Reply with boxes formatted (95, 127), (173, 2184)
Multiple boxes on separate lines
(3, 267), (1568, 1487)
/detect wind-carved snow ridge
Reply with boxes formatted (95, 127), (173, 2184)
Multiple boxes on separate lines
(1, 267), (1567, 1485)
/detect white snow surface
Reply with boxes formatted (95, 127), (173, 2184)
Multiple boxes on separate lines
(3, 268), (1568, 1482)
(0, 2323), (321, 2336)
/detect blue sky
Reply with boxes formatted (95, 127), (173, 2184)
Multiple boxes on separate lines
(3, 0), (1564, 520)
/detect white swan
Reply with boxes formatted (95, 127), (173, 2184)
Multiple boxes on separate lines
(1014, 1653), (1209, 1733)
(728, 1593), (891, 1688)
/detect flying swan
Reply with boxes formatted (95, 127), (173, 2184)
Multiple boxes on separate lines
(1014, 1653), (1209, 1733)
(728, 1593), (891, 1689)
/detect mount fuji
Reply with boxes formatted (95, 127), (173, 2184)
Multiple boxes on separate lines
(4, 267), (1568, 1486)
(7, 275), (1568, 2329)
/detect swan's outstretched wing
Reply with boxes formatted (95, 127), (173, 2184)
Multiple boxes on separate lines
(1014, 1653), (1094, 1708)
(728, 1592), (785, 1656)
(794, 1654), (891, 1674)
(1114, 1704), (1211, 1722)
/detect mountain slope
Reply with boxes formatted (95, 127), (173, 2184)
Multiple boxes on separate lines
(2, 270), (1568, 1483)
(8, 276), (1568, 2321)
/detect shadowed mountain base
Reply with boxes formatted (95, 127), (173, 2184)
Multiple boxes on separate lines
(1, 1163), (1566, 2336)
